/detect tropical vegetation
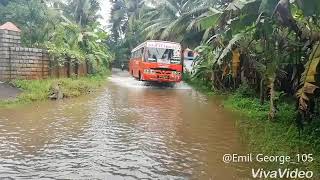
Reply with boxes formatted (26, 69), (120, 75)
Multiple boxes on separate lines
(0, 0), (113, 76)
(0, 74), (107, 108)
(1, 0), (320, 174)
(0, 0), (113, 106)
(109, 0), (320, 174)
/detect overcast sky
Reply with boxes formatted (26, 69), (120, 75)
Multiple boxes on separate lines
(99, 1), (112, 30)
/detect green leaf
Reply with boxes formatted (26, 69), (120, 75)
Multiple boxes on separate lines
(296, 0), (320, 16)
(197, 11), (222, 30)
(258, 0), (278, 16)
(226, 0), (259, 11)
(217, 33), (244, 63)
(297, 41), (320, 112)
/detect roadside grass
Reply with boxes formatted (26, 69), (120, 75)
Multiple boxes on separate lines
(0, 73), (109, 108)
(186, 76), (320, 176)
(183, 74), (217, 96)
(224, 93), (320, 175)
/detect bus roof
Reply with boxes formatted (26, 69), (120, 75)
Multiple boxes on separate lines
(131, 40), (181, 53)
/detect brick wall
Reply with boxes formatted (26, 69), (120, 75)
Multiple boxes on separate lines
(0, 28), (88, 81)
(0, 29), (21, 47)
(0, 47), (50, 80)
(9, 47), (49, 80)
(0, 29), (50, 81)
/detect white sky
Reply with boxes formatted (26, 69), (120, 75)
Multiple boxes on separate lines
(98, 0), (112, 30)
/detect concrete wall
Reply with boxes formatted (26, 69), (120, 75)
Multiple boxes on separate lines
(0, 28), (88, 81)
(9, 47), (49, 80)
(0, 29), (49, 81)
(0, 29), (21, 47)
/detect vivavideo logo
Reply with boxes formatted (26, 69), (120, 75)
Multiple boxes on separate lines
(252, 168), (313, 179)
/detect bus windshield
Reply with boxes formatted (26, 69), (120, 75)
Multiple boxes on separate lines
(146, 48), (181, 64)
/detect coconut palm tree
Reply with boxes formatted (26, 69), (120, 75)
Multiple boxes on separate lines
(110, 0), (145, 42)
(66, 0), (101, 27)
(47, 21), (112, 76)
(142, 0), (209, 47)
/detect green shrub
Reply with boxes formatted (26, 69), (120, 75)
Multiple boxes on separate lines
(0, 74), (108, 107)
(224, 94), (320, 174)
(235, 82), (256, 98)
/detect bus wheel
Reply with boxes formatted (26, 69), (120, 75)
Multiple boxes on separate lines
(138, 71), (141, 81)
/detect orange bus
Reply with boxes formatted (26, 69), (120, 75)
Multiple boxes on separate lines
(129, 40), (183, 83)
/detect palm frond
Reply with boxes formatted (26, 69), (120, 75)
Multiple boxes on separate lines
(297, 41), (320, 112)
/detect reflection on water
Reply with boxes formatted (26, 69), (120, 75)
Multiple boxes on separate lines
(0, 71), (252, 179)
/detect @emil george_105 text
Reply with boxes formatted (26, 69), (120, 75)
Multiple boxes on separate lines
(222, 153), (314, 179)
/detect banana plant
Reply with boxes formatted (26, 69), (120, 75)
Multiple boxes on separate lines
(296, 42), (320, 121)
(46, 21), (111, 74)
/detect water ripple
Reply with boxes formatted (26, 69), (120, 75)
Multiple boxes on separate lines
(0, 72), (251, 179)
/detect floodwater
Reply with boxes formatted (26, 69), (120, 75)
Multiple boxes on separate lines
(0, 70), (252, 179)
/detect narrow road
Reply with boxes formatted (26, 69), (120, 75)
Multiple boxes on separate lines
(0, 71), (251, 179)
(0, 81), (21, 100)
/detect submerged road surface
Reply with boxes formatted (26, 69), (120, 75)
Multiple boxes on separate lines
(0, 70), (252, 179)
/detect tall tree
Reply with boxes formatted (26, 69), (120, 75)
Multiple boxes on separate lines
(66, 0), (101, 27)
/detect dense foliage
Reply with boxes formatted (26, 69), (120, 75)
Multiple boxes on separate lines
(110, 0), (320, 124)
(0, 0), (112, 75)
(109, 1), (320, 172)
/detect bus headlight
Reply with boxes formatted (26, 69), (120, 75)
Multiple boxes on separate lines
(172, 71), (181, 76)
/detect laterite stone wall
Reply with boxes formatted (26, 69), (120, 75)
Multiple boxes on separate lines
(0, 29), (49, 81)
(8, 47), (50, 80)
(0, 29), (21, 47)
(0, 22), (88, 81)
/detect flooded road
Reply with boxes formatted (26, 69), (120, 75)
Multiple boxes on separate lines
(0, 70), (252, 179)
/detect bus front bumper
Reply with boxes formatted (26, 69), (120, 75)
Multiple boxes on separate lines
(142, 73), (182, 83)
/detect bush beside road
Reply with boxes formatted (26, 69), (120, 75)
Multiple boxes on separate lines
(0, 73), (109, 108)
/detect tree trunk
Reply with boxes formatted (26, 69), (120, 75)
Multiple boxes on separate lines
(66, 57), (71, 78)
(276, 0), (320, 42)
(268, 78), (276, 121)
(211, 69), (215, 90)
(85, 60), (90, 75)
(260, 78), (265, 105)
(75, 62), (79, 77)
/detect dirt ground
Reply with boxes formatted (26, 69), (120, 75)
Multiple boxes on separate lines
(0, 82), (21, 100)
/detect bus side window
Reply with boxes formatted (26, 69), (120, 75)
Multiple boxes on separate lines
(141, 48), (144, 61)
(139, 48), (142, 58)
(188, 51), (194, 57)
(137, 49), (140, 59)
(141, 48), (144, 57)
(144, 48), (148, 61)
